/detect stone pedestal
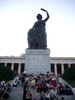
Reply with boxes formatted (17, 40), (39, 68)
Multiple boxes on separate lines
(25, 49), (50, 74)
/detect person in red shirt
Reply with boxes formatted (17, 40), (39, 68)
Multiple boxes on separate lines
(36, 81), (42, 93)
(25, 90), (32, 100)
(58, 83), (64, 95)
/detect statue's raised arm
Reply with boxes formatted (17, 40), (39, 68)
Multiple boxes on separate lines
(41, 8), (50, 22)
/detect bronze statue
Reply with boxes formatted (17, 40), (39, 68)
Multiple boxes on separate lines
(27, 8), (50, 49)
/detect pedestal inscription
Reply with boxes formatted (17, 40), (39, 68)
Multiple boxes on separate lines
(25, 49), (50, 74)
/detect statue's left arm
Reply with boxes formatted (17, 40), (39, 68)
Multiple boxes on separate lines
(41, 8), (50, 22)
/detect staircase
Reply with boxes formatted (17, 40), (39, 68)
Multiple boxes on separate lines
(57, 77), (75, 100)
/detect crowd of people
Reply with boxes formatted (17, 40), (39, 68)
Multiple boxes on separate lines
(22, 72), (58, 100)
(22, 71), (74, 100)
(0, 71), (73, 100)
(0, 79), (11, 100)
(21, 72), (73, 100)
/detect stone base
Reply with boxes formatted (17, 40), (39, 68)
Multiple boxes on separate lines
(25, 49), (50, 74)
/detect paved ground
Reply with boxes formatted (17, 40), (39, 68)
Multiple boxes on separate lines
(9, 86), (40, 100)
(8, 86), (23, 100)
(8, 80), (40, 100)
(8, 84), (75, 100)
(7, 79), (75, 100)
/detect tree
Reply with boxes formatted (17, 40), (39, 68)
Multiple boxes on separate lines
(0, 65), (14, 81)
(62, 65), (75, 80)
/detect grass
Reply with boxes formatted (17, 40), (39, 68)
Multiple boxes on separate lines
(65, 80), (75, 87)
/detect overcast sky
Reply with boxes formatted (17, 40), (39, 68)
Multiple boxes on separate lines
(0, 0), (75, 57)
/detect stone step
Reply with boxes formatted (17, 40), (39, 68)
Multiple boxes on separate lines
(57, 95), (75, 100)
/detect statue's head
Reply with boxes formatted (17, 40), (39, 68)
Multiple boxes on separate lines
(37, 14), (42, 20)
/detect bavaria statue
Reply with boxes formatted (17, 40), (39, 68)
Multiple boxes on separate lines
(27, 8), (50, 49)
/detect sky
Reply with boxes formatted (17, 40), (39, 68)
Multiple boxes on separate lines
(0, 0), (75, 57)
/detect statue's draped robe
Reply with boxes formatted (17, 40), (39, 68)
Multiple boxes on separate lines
(28, 20), (47, 49)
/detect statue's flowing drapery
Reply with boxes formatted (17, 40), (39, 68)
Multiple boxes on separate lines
(28, 21), (47, 49)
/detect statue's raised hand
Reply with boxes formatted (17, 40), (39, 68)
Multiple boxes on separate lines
(41, 8), (47, 12)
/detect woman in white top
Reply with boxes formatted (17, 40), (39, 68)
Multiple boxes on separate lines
(45, 91), (50, 100)
(50, 87), (57, 98)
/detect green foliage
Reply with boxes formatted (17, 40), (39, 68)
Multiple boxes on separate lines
(0, 65), (14, 81)
(62, 66), (75, 80)
(65, 80), (75, 87)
